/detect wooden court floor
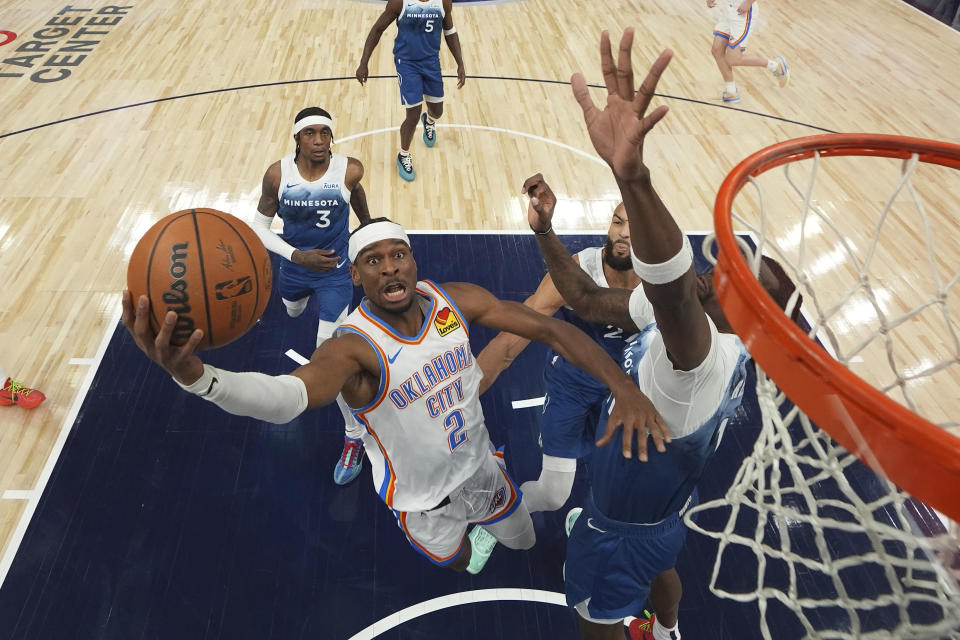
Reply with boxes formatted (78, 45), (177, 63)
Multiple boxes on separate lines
(1, 0), (960, 635)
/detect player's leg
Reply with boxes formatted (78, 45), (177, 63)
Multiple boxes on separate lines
(420, 55), (445, 148)
(395, 502), (473, 572)
(710, 3), (739, 102)
(276, 264), (312, 318)
(648, 569), (682, 636)
(464, 450), (535, 574)
(395, 57), (423, 181)
(520, 454), (576, 513)
(315, 280), (366, 485)
(522, 374), (600, 513)
(722, 3), (788, 91)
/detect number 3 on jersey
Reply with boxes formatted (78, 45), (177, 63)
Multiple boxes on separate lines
(444, 409), (468, 452)
(315, 210), (330, 228)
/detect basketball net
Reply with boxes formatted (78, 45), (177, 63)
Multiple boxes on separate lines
(685, 134), (960, 639)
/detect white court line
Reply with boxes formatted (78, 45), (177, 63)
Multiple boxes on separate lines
(1, 491), (34, 501)
(0, 304), (121, 588)
(68, 358), (96, 366)
(285, 349), (310, 365)
(347, 588), (567, 640)
(512, 396), (545, 409)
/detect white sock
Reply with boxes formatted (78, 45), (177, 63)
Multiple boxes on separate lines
(424, 114), (435, 125)
(336, 394), (365, 440)
(399, 149), (410, 157)
(653, 617), (680, 640)
(766, 59), (778, 71)
(724, 81), (737, 93)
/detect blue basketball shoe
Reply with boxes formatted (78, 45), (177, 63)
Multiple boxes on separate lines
(421, 113), (436, 147)
(333, 436), (365, 485)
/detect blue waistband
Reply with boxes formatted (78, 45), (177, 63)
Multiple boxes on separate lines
(585, 489), (696, 538)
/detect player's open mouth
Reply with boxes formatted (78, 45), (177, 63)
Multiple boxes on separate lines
(614, 241), (630, 254)
(383, 282), (407, 302)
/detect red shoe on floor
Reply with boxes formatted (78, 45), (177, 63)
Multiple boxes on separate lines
(0, 377), (46, 409)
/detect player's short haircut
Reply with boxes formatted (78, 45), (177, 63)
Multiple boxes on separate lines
(294, 106), (332, 124)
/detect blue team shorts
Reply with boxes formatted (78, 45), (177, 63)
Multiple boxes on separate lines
(395, 55), (444, 106)
(540, 356), (607, 459)
(564, 493), (691, 621)
(276, 263), (353, 322)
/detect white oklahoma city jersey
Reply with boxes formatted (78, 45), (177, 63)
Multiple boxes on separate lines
(336, 280), (490, 512)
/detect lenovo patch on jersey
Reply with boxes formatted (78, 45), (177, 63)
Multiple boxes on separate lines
(434, 307), (460, 337)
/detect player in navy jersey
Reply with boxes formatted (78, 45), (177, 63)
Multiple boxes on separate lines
(121, 217), (668, 574)
(470, 204), (644, 573)
(356, 0), (466, 182)
(522, 29), (801, 640)
(251, 106), (372, 487)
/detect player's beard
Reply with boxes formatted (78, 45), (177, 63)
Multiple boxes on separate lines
(603, 239), (633, 271)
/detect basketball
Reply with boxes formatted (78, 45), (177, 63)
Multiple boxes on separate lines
(126, 208), (273, 349)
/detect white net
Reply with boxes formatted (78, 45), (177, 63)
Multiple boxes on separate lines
(687, 141), (960, 639)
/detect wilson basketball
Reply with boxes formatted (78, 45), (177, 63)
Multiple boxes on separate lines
(127, 208), (273, 349)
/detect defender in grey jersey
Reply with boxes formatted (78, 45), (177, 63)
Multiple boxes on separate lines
(523, 29), (801, 640)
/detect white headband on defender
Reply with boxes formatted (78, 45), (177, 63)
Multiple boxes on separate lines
(348, 221), (411, 262)
(292, 115), (334, 137)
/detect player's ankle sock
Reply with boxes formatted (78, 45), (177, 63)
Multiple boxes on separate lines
(766, 59), (778, 72)
(399, 149), (411, 158)
(725, 82), (737, 94)
(424, 115), (435, 125)
(653, 618), (680, 640)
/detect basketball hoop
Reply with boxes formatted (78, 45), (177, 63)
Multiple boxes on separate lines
(685, 133), (960, 639)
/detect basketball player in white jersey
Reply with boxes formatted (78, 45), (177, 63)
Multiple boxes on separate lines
(707, 0), (789, 102)
(523, 29), (800, 640)
(356, 0), (466, 181)
(121, 218), (669, 573)
(470, 204), (643, 572)
(251, 106), (372, 487)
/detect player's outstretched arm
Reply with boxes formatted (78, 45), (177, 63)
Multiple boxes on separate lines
(449, 282), (669, 460)
(523, 173), (640, 332)
(441, 0), (466, 88)
(356, 0), (403, 84)
(572, 29), (711, 370)
(122, 292), (365, 424)
(475, 272), (564, 394)
(346, 158), (371, 224)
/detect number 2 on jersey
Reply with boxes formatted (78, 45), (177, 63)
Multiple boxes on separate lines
(444, 409), (467, 452)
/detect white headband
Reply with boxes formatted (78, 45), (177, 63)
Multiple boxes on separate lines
(292, 115), (334, 137)
(348, 221), (411, 263)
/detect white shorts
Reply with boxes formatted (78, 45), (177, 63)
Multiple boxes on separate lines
(713, 1), (758, 49)
(394, 450), (522, 566)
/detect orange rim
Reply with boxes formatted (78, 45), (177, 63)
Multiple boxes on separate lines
(713, 133), (960, 522)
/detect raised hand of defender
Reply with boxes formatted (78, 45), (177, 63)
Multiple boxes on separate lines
(121, 291), (205, 386)
(571, 29), (673, 182)
(599, 378), (669, 461)
(521, 173), (557, 233)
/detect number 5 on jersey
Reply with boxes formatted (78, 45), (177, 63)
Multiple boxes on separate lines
(444, 409), (467, 452)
